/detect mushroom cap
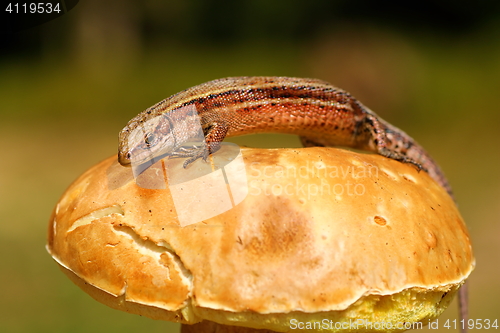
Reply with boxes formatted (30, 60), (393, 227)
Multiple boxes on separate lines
(47, 147), (474, 332)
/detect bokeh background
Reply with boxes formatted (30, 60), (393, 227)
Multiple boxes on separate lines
(1, 1), (499, 332)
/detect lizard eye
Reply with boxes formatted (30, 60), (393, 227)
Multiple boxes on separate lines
(144, 132), (157, 147)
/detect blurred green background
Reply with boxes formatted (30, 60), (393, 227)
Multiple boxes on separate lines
(1, 0), (499, 332)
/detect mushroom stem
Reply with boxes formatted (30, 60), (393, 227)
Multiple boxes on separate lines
(181, 321), (276, 333)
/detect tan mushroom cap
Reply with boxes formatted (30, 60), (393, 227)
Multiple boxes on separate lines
(47, 147), (474, 332)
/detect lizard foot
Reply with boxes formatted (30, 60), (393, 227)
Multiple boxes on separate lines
(169, 142), (221, 168)
(378, 148), (427, 173)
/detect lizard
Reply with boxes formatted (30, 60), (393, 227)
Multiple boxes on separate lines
(118, 76), (452, 197)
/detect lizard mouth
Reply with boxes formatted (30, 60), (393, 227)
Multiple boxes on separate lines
(118, 151), (132, 166)
(119, 145), (175, 174)
(120, 147), (155, 167)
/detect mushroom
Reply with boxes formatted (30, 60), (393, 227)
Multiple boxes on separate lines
(47, 146), (474, 332)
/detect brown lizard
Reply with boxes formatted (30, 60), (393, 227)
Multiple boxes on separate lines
(118, 76), (453, 196)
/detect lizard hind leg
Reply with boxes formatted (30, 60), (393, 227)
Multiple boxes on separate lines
(301, 132), (424, 173)
(300, 136), (327, 148)
(364, 113), (426, 173)
(377, 146), (425, 172)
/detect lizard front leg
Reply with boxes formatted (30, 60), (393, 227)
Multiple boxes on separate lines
(170, 121), (229, 168)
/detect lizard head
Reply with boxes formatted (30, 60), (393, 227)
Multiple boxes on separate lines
(118, 104), (203, 167)
(118, 113), (177, 167)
